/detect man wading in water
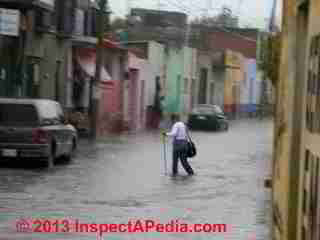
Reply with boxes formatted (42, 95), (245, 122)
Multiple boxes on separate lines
(163, 114), (194, 176)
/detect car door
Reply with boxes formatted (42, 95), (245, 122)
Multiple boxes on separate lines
(38, 101), (66, 157)
(56, 104), (74, 154)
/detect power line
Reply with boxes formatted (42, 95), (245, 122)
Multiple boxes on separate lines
(166, 0), (258, 41)
(158, 0), (267, 29)
(163, 0), (223, 20)
(165, 0), (262, 29)
(130, 0), (260, 42)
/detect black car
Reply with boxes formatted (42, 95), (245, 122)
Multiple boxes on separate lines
(0, 98), (78, 168)
(188, 104), (229, 131)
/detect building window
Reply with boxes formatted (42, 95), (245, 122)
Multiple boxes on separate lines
(191, 79), (196, 108)
(176, 75), (181, 104)
(305, 150), (310, 171)
(302, 149), (320, 238)
(307, 35), (320, 134)
(210, 83), (215, 105)
(303, 149), (310, 215)
(301, 226), (306, 240)
(199, 68), (208, 104)
(184, 78), (188, 93)
(312, 157), (320, 239)
(303, 189), (307, 214)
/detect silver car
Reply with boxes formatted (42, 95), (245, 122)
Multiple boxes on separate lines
(0, 98), (77, 168)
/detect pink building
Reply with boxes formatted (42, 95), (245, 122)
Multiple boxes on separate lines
(68, 39), (129, 136)
(98, 40), (128, 135)
(68, 39), (151, 136)
(122, 52), (152, 132)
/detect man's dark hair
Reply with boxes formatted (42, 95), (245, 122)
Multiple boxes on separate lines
(171, 114), (180, 122)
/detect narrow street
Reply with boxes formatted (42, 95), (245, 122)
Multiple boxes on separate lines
(0, 119), (272, 240)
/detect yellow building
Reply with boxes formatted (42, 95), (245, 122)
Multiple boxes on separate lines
(272, 0), (320, 240)
(223, 49), (244, 118)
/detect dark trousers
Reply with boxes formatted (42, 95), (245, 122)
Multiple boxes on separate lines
(172, 140), (194, 175)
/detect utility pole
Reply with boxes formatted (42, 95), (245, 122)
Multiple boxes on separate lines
(90, 0), (109, 139)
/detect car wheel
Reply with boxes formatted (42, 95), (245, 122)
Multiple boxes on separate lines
(44, 153), (54, 169)
(219, 122), (226, 131)
(43, 142), (56, 168)
(216, 123), (223, 131)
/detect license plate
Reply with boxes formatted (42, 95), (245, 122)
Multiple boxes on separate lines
(2, 149), (17, 157)
(198, 116), (206, 120)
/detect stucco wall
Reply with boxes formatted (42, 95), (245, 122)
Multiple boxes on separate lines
(249, 59), (259, 112)
(136, 59), (152, 129)
(197, 52), (213, 105)
(127, 53), (152, 130)
(164, 46), (197, 116)
(240, 58), (251, 108)
(296, 1), (320, 240)
(255, 69), (263, 105)
(34, 33), (70, 105)
(147, 41), (165, 107)
(223, 50), (244, 116)
(182, 47), (197, 115)
(272, 0), (297, 239)
(224, 68), (233, 113)
(164, 47), (183, 114)
(212, 69), (225, 108)
(98, 81), (122, 134)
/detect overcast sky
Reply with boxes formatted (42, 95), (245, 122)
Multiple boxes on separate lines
(108, 0), (282, 30)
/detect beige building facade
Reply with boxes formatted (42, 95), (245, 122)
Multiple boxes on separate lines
(272, 0), (320, 240)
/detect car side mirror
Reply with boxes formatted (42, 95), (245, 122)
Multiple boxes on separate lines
(61, 115), (69, 125)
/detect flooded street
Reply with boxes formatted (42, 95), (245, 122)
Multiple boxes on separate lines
(0, 119), (272, 240)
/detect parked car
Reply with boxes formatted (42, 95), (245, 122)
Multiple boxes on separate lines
(0, 98), (78, 168)
(188, 104), (229, 131)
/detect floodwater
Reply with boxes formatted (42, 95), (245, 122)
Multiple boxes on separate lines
(0, 119), (272, 240)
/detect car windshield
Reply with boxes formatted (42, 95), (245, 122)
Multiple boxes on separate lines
(0, 103), (39, 127)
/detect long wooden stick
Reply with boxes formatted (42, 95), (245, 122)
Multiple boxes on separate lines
(163, 135), (167, 175)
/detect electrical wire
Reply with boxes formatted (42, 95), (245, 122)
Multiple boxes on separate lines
(164, 0), (263, 29)
(131, 0), (268, 28)
(162, 0), (258, 42)
(130, 0), (262, 40)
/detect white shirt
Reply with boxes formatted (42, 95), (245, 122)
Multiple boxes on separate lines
(166, 121), (188, 140)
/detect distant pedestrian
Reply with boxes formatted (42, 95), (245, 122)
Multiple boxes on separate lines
(163, 114), (194, 176)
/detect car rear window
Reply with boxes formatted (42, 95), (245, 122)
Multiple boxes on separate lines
(0, 103), (39, 127)
(37, 101), (63, 120)
(192, 107), (214, 115)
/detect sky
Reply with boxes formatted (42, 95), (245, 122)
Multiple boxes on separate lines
(108, 0), (283, 30)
